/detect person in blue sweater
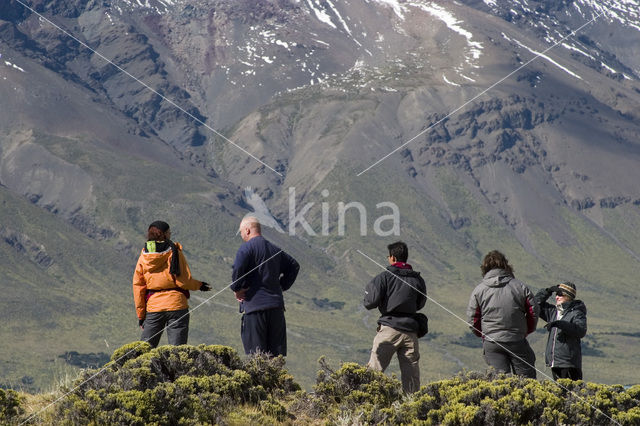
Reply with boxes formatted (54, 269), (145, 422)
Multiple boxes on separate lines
(230, 216), (300, 357)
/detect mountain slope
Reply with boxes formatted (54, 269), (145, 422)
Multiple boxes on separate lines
(1, 0), (640, 390)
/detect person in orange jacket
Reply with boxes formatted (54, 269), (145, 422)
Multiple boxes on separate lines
(132, 220), (211, 347)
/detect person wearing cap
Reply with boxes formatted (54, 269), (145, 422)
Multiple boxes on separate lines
(230, 216), (299, 357)
(467, 250), (539, 378)
(132, 220), (211, 347)
(534, 281), (587, 380)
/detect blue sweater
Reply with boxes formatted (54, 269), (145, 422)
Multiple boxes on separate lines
(230, 236), (300, 313)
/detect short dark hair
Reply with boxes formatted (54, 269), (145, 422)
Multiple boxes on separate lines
(147, 226), (169, 241)
(481, 250), (514, 277)
(388, 241), (408, 262)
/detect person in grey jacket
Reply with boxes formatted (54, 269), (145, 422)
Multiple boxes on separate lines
(467, 250), (539, 378)
(364, 241), (427, 393)
(534, 282), (587, 380)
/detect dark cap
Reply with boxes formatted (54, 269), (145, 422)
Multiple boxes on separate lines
(148, 220), (170, 233)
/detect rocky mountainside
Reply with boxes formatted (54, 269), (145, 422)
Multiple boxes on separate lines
(1, 0), (640, 390)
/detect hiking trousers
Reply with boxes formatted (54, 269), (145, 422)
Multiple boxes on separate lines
(241, 308), (287, 357)
(483, 339), (536, 378)
(141, 309), (190, 348)
(368, 324), (420, 393)
(552, 367), (582, 380)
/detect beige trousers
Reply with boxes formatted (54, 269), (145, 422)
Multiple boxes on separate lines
(367, 324), (420, 393)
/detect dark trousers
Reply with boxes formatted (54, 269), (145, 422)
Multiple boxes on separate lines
(483, 339), (536, 378)
(141, 309), (190, 348)
(241, 308), (287, 356)
(552, 367), (583, 381)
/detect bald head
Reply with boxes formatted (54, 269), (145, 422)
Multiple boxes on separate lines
(239, 216), (262, 241)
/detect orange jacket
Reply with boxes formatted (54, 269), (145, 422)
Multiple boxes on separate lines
(132, 242), (203, 319)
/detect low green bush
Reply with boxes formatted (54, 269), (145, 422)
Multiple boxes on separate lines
(109, 341), (153, 367)
(391, 370), (640, 425)
(23, 346), (640, 425)
(0, 388), (23, 423)
(311, 357), (404, 423)
(52, 343), (300, 425)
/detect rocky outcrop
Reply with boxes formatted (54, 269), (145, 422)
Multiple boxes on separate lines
(407, 96), (551, 176)
(1, 0), (209, 166)
(0, 227), (54, 268)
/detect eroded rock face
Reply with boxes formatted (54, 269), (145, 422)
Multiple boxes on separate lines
(0, 227), (54, 268)
(1, 0), (639, 236)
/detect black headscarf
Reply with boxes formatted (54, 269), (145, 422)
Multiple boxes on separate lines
(149, 220), (170, 233)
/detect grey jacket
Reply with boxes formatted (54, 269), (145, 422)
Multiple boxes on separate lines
(535, 288), (587, 369)
(467, 269), (539, 342)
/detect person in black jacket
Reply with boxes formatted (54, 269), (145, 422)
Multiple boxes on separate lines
(534, 281), (587, 380)
(230, 216), (300, 357)
(364, 241), (427, 393)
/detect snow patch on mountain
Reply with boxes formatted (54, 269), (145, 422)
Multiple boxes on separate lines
(485, 0), (640, 32)
(305, 0), (336, 29)
(372, 0), (406, 19)
(303, 0), (362, 46)
(3, 60), (25, 73)
(112, 0), (181, 14)
(412, 2), (483, 63)
(561, 42), (597, 61)
(502, 33), (583, 81)
(443, 74), (460, 86)
(577, 0), (640, 31)
(326, 0), (354, 36)
(460, 74), (476, 82)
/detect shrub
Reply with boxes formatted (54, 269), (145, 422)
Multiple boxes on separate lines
(243, 352), (300, 400)
(46, 348), (640, 425)
(52, 344), (299, 425)
(259, 395), (290, 422)
(0, 388), (23, 423)
(312, 358), (403, 424)
(109, 341), (152, 367)
(391, 370), (640, 425)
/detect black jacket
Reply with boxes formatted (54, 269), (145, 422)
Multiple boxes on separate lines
(364, 265), (427, 333)
(535, 288), (587, 369)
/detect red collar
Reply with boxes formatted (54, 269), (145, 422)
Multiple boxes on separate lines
(391, 262), (412, 269)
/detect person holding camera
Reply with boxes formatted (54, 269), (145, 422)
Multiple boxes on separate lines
(534, 282), (587, 380)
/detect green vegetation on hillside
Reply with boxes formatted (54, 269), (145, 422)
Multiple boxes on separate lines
(3, 130), (640, 393)
(9, 344), (640, 425)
